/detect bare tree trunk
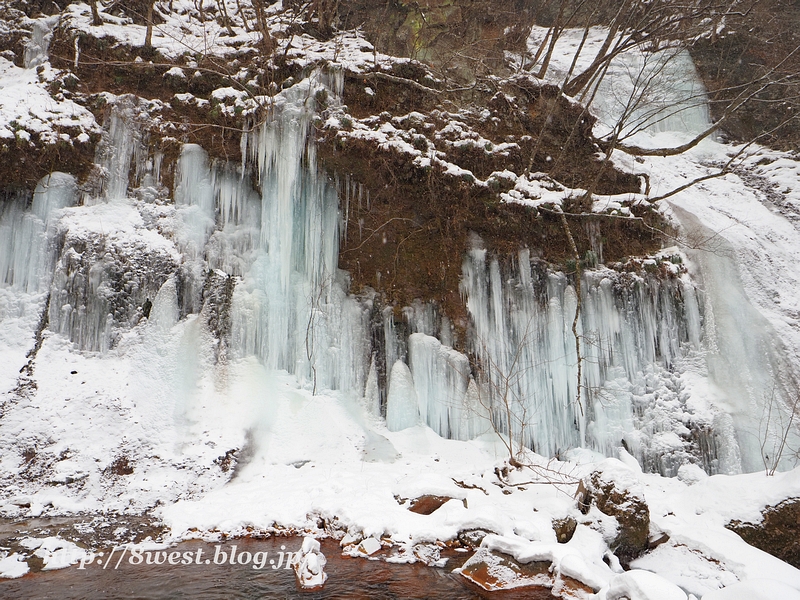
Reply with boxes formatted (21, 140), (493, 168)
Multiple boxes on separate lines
(559, 211), (584, 417)
(235, 0), (250, 32)
(526, 13), (595, 175)
(144, 0), (155, 50)
(564, 0), (630, 96)
(536, 1), (567, 79)
(90, 0), (102, 26)
(529, 27), (552, 72)
(313, 0), (339, 38)
(216, 0), (236, 36)
(252, 0), (275, 54)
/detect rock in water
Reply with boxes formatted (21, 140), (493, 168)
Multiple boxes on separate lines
(291, 537), (328, 590)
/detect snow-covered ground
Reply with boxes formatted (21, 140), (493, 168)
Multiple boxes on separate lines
(1, 5), (800, 599)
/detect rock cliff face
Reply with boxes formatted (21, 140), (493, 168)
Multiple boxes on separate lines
(338, 0), (533, 82)
(0, 0), (793, 477)
(727, 498), (800, 568)
(0, 0), (666, 318)
(689, 0), (800, 150)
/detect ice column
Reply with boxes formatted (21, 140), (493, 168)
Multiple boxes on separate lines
(0, 172), (77, 294)
(386, 360), (419, 431)
(229, 71), (369, 398)
(23, 15), (60, 69)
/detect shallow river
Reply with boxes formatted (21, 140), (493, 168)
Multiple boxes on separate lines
(2, 537), (554, 599)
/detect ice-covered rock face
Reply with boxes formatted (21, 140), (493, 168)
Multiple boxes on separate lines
(0, 89), (716, 473)
(0, 61), (773, 478)
(47, 220), (180, 352)
(458, 248), (739, 475)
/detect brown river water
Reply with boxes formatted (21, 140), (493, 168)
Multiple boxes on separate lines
(1, 537), (555, 599)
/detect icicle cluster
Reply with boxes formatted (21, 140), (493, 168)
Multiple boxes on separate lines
(379, 244), (724, 473)
(0, 65), (743, 474)
(0, 173), (76, 295)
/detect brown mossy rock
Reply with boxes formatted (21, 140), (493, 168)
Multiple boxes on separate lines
(407, 494), (454, 515)
(577, 464), (650, 565)
(726, 498), (800, 568)
(457, 547), (551, 591)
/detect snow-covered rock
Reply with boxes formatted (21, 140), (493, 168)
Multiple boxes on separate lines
(701, 580), (800, 600)
(290, 536), (328, 589)
(0, 553), (29, 579)
(601, 570), (688, 600)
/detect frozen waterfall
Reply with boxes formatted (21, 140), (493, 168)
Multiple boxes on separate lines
(228, 73), (370, 397)
(456, 247), (738, 474)
(0, 172), (77, 295)
(589, 47), (712, 141)
(0, 59), (771, 476)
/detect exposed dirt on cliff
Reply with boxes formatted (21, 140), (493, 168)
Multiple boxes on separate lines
(689, 0), (800, 151)
(319, 71), (663, 325)
(0, 0), (666, 331)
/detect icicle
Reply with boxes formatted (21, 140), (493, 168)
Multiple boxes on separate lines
(148, 276), (179, 333)
(460, 237), (712, 469)
(364, 357), (381, 417)
(23, 15), (59, 69)
(225, 71), (369, 399)
(386, 360), (419, 431)
(343, 174), (350, 241)
(0, 172), (76, 294)
(106, 114), (135, 202)
(383, 307), (403, 384)
(408, 333), (472, 439)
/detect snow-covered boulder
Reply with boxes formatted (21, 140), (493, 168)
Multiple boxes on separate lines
(290, 536), (327, 590)
(577, 460), (650, 565)
(726, 497), (800, 568)
(601, 570), (688, 600)
(701, 579), (800, 600)
(455, 547), (552, 591)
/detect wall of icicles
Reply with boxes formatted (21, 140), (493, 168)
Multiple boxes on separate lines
(0, 71), (742, 477)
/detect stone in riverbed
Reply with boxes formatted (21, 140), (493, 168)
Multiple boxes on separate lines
(356, 537), (382, 556)
(291, 536), (327, 590)
(456, 547), (551, 591)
